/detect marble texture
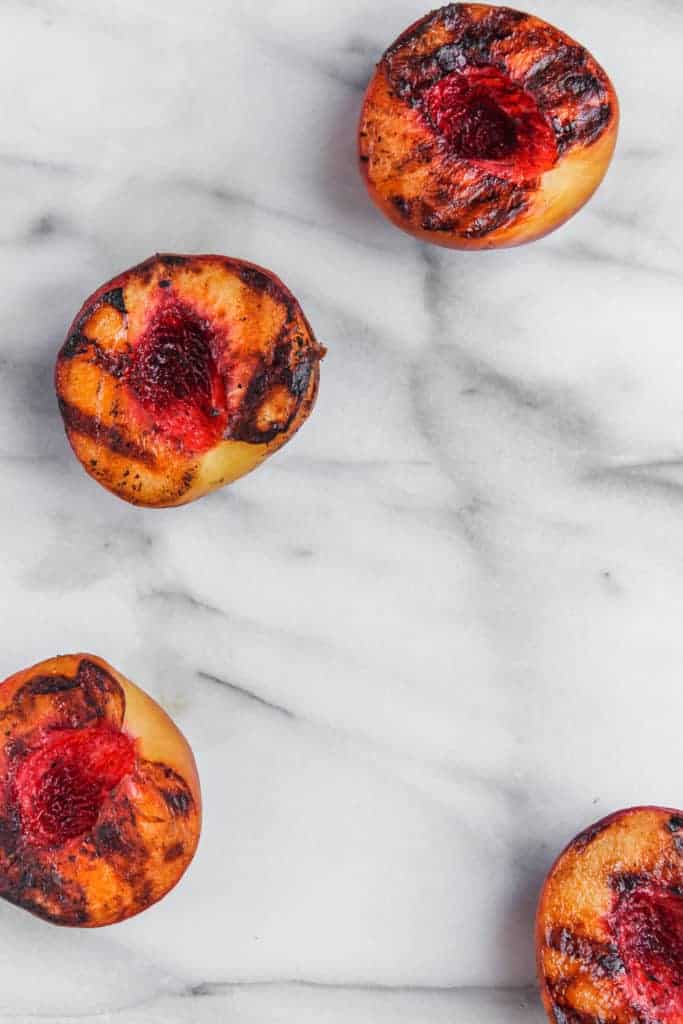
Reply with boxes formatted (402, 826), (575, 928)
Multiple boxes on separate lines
(0, 0), (680, 1019)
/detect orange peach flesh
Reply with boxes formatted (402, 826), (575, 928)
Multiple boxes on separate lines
(537, 807), (683, 1024)
(55, 254), (324, 508)
(359, 3), (619, 249)
(0, 654), (200, 927)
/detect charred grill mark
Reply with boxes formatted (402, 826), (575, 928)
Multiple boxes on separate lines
(26, 675), (80, 695)
(91, 341), (130, 379)
(524, 45), (587, 95)
(578, 103), (612, 145)
(160, 787), (192, 817)
(522, 44), (611, 151)
(159, 254), (188, 267)
(0, 848), (89, 926)
(1, 661), (126, 746)
(58, 330), (129, 379)
(77, 659), (115, 695)
(544, 979), (611, 1024)
(550, 1002), (604, 1024)
(462, 193), (528, 237)
(669, 816), (683, 833)
(235, 264), (295, 320)
(290, 355), (313, 398)
(571, 818), (612, 851)
(100, 288), (126, 314)
(546, 926), (625, 977)
(58, 399), (154, 466)
(164, 841), (185, 862)
(392, 194), (413, 219)
(610, 872), (650, 895)
(229, 339), (312, 444)
(238, 265), (272, 293)
(0, 810), (21, 858)
(76, 659), (126, 725)
(413, 171), (531, 237)
(386, 5), (467, 61)
(384, 7), (524, 107)
(59, 332), (91, 361)
(150, 763), (196, 819)
(94, 821), (128, 856)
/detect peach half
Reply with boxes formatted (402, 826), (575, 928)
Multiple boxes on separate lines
(55, 254), (325, 507)
(537, 807), (683, 1024)
(0, 654), (201, 927)
(359, 3), (619, 249)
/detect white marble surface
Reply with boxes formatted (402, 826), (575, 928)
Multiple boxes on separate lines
(0, 0), (680, 1019)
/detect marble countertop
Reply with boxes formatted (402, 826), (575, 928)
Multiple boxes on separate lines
(0, 0), (680, 1020)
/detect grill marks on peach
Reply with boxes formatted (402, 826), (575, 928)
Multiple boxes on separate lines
(545, 928), (625, 979)
(230, 338), (313, 444)
(360, 3), (616, 243)
(58, 398), (155, 466)
(0, 658), (198, 926)
(382, 5), (612, 152)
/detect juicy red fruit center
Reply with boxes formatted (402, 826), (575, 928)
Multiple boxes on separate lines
(423, 67), (557, 177)
(127, 297), (228, 453)
(15, 723), (136, 847)
(610, 884), (683, 1022)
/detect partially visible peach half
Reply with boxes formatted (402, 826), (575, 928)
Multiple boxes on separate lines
(537, 807), (683, 1024)
(0, 654), (201, 927)
(359, 3), (619, 249)
(55, 254), (325, 507)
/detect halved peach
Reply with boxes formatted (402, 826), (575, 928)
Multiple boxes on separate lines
(55, 254), (325, 507)
(0, 654), (201, 927)
(537, 807), (683, 1024)
(359, 4), (619, 249)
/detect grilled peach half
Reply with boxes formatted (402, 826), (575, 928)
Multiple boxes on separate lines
(0, 654), (201, 927)
(359, 4), (619, 249)
(56, 254), (325, 507)
(537, 807), (683, 1024)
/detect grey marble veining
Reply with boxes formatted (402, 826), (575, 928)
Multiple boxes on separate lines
(0, 0), (680, 1020)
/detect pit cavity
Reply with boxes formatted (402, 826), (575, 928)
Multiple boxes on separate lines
(127, 297), (228, 453)
(423, 67), (557, 176)
(609, 884), (683, 1022)
(14, 723), (136, 847)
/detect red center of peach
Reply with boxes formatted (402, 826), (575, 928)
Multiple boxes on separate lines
(14, 724), (136, 847)
(423, 67), (557, 176)
(127, 297), (228, 453)
(610, 884), (683, 1022)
